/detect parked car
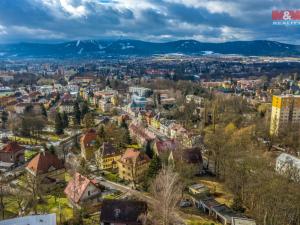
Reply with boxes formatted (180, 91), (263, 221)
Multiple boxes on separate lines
(179, 199), (192, 208)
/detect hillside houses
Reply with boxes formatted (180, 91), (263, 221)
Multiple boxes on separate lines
(26, 151), (65, 183)
(80, 129), (98, 160)
(117, 148), (150, 183)
(128, 122), (156, 146)
(95, 142), (121, 170)
(0, 142), (25, 169)
(64, 172), (102, 208)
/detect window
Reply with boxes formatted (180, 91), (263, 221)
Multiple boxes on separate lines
(88, 191), (91, 196)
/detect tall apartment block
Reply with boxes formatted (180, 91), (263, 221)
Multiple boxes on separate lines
(270, 95), (300, 135)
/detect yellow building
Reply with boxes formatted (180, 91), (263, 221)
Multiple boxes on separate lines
(150, 114), (161, 130)
(96, 142), (121, 170)
(117, 148), (150, 183)
(111, 95), (119, 106)
(270, 95), (300, 135)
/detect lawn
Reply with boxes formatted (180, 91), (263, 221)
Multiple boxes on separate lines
(9, 136), (42, 145)
(194, 177), (233, 206)
(24, 149), (39, 161)
(3, 196), (19, 219)
(180, 207), (221, 225)
(41, 131), (68, 142)
(126, 144), (141, 149)
(103, 172), (120, 182)
(37, 194), (73, 224)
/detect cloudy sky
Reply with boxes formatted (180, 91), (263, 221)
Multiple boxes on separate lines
(0, 0), (299, 44)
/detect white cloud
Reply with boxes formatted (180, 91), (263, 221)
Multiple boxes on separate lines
(0, 24), (7, 35)
(60, 0), (87, 18)
(219, 26), (254, 41)
(11, 26), (66, 39)
(165, 0), (240, 16)
(39, 0), (88, 18)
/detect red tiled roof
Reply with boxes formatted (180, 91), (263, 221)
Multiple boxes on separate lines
(129, 123), (155, 141)
(29, 91), (41, 98)
(26, 151), (64, 175)
(154, 139), (178, 154)
(81, 129), (97, 148)
(64, 172), (97, 203)
(0, 142), (24, 153)
(120, 148), (150, 164)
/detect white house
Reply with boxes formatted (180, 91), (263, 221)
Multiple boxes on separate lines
(276, 153), (300, 182)
(64, 172), (102, 208)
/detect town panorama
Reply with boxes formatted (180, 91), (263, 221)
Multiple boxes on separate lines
(0, 1), (299, 225)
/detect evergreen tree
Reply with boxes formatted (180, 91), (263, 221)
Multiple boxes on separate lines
(62, 112), (69, 128)
(40, 104), (47, 117)
(142, 154), (162, 191)
(1, 111), (8, 129)
(120, 119), (128, 129)
(80, 102), (89, 119)
(121, 127), (131, 146)
(55, 112), (64, 135)
(49, 145), (56, 155)
(156, 93), (161, 106)
(24, 104), (33, 114)
(147, 155), (162, 178)
(105, 78), (111, 87)
(145, 141), (153, 159)
(98, 125), (106, 143)
(55, 94), (60, 102)
(74, 102), (81, 125)
(83, 112), (95, 128)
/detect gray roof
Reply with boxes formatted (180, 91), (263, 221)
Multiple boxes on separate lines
(0, 214), (56, 225)
(276, 153), (300, 170)
(232, 217), (256, 225)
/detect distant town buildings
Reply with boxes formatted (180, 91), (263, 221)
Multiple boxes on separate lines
(129, 86), (151, 97)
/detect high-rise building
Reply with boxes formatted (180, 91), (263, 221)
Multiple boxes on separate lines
(270, 95), (300, 135)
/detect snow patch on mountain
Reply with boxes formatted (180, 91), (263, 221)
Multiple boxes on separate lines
(202, 51), (214, 55)
(98, 44), (105, 50)
(78, 48), (83, 54)
(119, 42), (135, 50)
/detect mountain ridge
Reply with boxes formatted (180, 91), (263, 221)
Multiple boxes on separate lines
(0, 39), (299, 58)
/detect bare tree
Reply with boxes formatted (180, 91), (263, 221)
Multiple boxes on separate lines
(24, 174), (44, 214)
(150, 166), (182, 225)
(0, 172), (9, 219)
